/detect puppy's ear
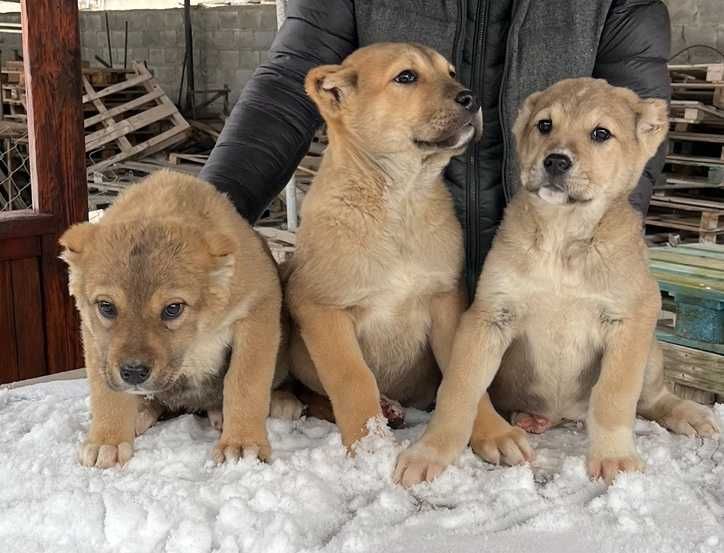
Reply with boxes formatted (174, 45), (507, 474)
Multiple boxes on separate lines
(512, 91), (543, 150)
(636, 98), (668, 157)
(305, 64), (358, 116)
(59, 222), (97, 264)
(204, 231), (236, 288)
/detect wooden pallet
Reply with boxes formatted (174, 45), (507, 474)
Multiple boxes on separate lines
(669, 63), (724, 110)
(650, 243), (724, 396)
(646, 195), (723, 243)
(84, 62), (191, 175)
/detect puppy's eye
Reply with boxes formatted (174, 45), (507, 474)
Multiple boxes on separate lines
(161, 303), (185, 321)
(449, 69), (456, 78)
(591, 127), (612, 142)
(537, 119), (552, 134)
(393, 70), (417, 84)
(97, 301), (117, 320)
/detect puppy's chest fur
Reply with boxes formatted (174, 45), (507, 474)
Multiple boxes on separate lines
(155, 328), (233, 413)
(492, 238), (618, 421)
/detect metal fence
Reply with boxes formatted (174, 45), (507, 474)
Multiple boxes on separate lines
(0, 135), (32, 212)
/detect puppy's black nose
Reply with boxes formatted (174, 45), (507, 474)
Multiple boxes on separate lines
(543, 153), (572, 176)
(455, 89), (478, 112)
(120, 361), (151, 385)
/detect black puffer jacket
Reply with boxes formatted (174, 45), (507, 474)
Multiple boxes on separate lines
(201, 0), (671, 297)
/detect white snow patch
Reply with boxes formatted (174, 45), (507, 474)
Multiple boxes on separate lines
(1, 379), (722, 553)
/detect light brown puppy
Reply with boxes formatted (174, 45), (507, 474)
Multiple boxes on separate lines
(285, 43), (482, 448)
(395, 78), (720, 487)
(60, 171), (302, 469)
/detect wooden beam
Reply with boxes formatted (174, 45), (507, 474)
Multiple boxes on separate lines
(21, 0), (86, 373)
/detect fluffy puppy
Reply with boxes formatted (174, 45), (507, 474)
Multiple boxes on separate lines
(60, 171), (302, 468)
(395, 78), (720, 487)
(284, 43), (483, 448)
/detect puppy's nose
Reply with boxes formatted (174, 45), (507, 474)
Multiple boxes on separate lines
(455, 89), (478, 112)
(543, 153), (572, 176)
(119, 361), (151, 385)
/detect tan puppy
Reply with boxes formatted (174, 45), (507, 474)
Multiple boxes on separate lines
(285, 43), (482, 448)
(60, 171), (302, 468)
(395, 78), (720, 487)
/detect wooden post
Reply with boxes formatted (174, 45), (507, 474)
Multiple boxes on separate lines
(21, 0), (87, 373)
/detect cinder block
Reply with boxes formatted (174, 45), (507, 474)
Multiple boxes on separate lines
(219, 8), (241, 30)
(664, 0), (699, 24)
(126, 31), (143, 49)
(253, 31), (276, 50)
(680, 24), (720, 60)
(260, 7), (278, 31)
(164, 48), (181, 65)
(149, 48), (165, 66)
(696, 0), (723, 23)
(220, 50), (241, 69)
(238, 7), (263, 30)
(128, 48), (150, 64)
(161, 29), (177, 46)
(235, 68), (254, 87)
(210, 30), (238, 49)
(82, 14), (102, 32)
(241, 50), (262, 69)
(164, 10), (183, 29)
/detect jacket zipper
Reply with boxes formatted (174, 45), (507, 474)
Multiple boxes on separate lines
(498, 0), (518, 203)
(467, 0), (489, 299)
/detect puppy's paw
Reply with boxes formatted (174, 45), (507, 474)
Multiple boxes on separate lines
(212, 434), (271, 464)
(135, 408), (159, 436)
(471, 425), (534, 466)
(79, 441), (133, 468)
(587, 453), (643, 484)
(393, 443), (448, 488)
(660, 400), (720, 438)
(269, 390), (305, 420)
(208, 409), (223, 432)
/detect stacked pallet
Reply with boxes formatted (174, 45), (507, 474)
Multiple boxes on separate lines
(648, 63), (724, 244)
(650, 243), (723, 403)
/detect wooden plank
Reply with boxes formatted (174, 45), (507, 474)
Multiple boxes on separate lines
(84, 103), (176, 151)
(660, 340), (724, 396)
(82, 75), (132, 152)
(83, 87), (165, 128)
(668, 131), (724, 144)
(11, 257), (46, 379)
(0, 235), (40, 262)
(0, 212), (57, 240)
(670, 82), (724, 89)
(0, 262), (18, 383)
(80, 72), (152, 104)
(649, 260), (724, 281)
(666, 154), (724, 167)
(649, 249), (724, 271)
(652, 270), (724, 298)
(661, 175), (723, 189)
(650, 196), (724, 211)
(22, 0), (86, 374)
(645, 217), (724, 233)
(86, 124), (189, 173)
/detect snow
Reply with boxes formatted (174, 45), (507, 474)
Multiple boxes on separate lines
(1, 379), (722, 553)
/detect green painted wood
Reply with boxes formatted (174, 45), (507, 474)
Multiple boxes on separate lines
(656, 328), (724, 355)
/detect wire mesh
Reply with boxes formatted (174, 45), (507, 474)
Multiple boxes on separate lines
(0, 134), (32, 212)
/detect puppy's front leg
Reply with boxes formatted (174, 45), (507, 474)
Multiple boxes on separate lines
(429, 284), (467, 371)
(213, 303), (279, 464)
(81, 331), (138, 468)
(395, 304), (515, 487)
(587, 305), (657, 483)
(296, 303), (381, 449)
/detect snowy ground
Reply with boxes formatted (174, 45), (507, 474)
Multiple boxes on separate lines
(1, 379), (722, 553)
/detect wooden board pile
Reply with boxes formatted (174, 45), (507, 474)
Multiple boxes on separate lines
(648, 63), (724, 244)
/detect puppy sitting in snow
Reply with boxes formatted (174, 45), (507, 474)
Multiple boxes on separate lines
(395, 79), (720, 487)
(60, 171), (302, 468)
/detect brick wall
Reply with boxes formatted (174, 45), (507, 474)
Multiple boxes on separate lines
(663, 0), (724, 63)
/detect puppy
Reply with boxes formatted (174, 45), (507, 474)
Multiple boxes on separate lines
(284, 43), (483, 448)
(60, 171), (302, 468)
(395, 78), (720, 487)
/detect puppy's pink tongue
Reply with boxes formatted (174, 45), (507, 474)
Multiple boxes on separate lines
(380, 396), (405, 429)
(512, 412), (552, 434)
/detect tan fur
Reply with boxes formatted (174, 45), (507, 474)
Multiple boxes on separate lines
(60, 171), (302, 468)
(285, 43), (482, 448)
(396, 78), (720, 487)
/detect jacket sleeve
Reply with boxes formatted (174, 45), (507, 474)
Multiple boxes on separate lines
(593, 0), (671, 215)
(199, 1), (357, 222)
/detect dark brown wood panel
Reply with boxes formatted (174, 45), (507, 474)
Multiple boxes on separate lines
(21, 0), (87, 374)
(0, 236), (41, 262)
(0, 212), (57, 241)
(11, 257), (46, 379)
(0, 262), (18, 383)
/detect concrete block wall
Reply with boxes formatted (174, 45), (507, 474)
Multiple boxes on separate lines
(663, 0), (724, 63)
(0, 4), (277, 112)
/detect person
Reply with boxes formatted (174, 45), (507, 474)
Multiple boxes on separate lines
(200, 0), (671, 297)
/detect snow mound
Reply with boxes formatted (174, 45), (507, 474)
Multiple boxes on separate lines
(1, 380), (722, 553)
